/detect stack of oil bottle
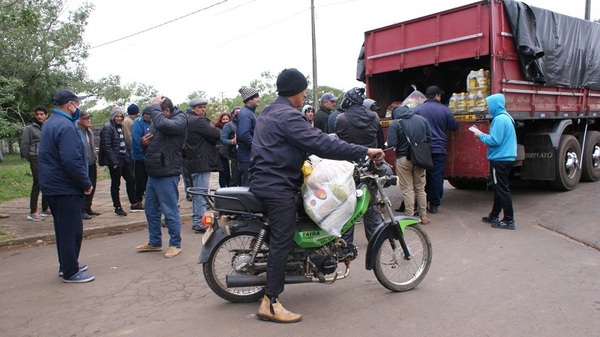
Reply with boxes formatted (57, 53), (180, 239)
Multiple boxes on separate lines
(448, 69), (490, 114)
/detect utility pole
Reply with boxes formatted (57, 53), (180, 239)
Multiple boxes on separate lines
(311, 0), (318, 108)
(585, 0), (591, 20)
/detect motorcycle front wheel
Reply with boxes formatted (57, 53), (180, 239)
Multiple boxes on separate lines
(202, 233), (266, 303)
(373, 224), (432, 292)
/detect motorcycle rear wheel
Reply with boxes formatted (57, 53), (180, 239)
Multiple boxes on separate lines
(203, 233), (266, 303)
(373, 224), (432, 292)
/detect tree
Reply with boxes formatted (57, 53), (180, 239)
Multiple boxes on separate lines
(0, 0), (94, 134)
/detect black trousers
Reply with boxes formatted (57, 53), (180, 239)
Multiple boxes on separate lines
(108, 156), (137, 208)
(29, 158), (49, 213)
(82, 164), (97, 212)
(489, 160), (514, 221)
(48, 195), (84, 279)
(261, 196), (296, 298)
(134, 160), (148, 202)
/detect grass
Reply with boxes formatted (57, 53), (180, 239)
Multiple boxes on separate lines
(0, 153), (109, 203)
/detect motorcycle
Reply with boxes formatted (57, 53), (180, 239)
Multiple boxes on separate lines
(188, 157), (432, 303)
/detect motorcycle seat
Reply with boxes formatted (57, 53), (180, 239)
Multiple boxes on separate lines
(214, 187), (265, 213)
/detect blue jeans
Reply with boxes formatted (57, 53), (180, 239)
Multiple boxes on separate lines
(239, 161), (250, 187)
(191, 172), (211, 225)
(145, 175), (181, 248)
(426, 153), (447, 207)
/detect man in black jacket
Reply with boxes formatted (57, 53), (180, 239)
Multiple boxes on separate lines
(250, 68), (383, 323)
(99, 106), (141, 216)
(334, 87), (382, 241)
(313, 92), (337, 132)
(136, 96), (187, 258)
(183, 97), (222, 233)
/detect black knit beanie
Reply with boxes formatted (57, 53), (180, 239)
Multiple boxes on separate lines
(276, 68), (308, 97)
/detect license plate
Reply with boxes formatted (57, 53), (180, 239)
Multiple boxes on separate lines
(201, 226), (214, 245)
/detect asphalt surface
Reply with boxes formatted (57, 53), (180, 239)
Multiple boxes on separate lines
(0, 176), (598, 336)
(0, 173), (212, 249)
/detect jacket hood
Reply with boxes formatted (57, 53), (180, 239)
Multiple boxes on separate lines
(486, 94), (506, 118)
(392, 105), (414, 120)
(344, 104), (377, 129)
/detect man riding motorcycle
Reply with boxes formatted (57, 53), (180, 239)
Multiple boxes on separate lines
(249, 68), (384, 323)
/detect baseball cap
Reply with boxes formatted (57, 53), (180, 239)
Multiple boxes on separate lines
(320, 92), (337, 103)
(53, 89), (87, 106)
(425, 85), (444, 96)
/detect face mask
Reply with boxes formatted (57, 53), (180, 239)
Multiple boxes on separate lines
(73, 108), (81, 121)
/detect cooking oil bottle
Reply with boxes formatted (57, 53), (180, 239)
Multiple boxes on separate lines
(475, 69), (489, 95)
(466, 91), (476, 112)
(467, 70), (478, 93)
(456, 92), (466, 113)
(449, 93), (458, 113)
(475, 90), (486, 112)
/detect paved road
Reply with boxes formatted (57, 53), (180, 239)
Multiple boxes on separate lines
(0, 179), (598, 336)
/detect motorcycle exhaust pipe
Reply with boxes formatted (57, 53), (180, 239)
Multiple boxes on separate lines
(226, 275), (314, 288)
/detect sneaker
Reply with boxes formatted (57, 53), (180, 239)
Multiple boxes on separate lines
(27, 212), (45, 222)
(130, 202), (144, 212)
(62, 271), (95, 283)
(115, 207), (127, 216)
(59, 263), (88, 277)
(492, 219), (516, 230)
(86, 209), (101, 216)
(428, 205), (438, 214)
(165, 246), (182, 258)
(40, 210), (52, 217)
(482, 215), (500, 225)
(136, 243), (162, 252)
(82, 212), (93, 220)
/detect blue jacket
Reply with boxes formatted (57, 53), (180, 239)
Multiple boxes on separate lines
(249, 96), (367, 198)
(221, 120), (237, 159)
(478, 94), (517, 161)
(236, 105), (256, 162)
(413, 98), (458, 154)
(38, 109), (91, 196)
(131, 116), (151, 162)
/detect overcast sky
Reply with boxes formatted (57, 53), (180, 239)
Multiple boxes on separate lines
(67, 0), (599, 104)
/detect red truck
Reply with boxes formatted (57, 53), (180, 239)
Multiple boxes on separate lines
(359, 0), (600, 191)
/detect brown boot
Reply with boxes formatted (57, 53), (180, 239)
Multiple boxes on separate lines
(257, 295), (302, 323)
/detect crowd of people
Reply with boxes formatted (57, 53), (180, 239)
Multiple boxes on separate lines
(17, 70), (516, 323)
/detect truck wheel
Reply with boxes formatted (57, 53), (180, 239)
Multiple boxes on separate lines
(580, 131), (600, 182)
(550, 135), (582, 191)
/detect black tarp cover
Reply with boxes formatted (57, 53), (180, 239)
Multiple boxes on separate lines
(504, 0), (600, 89)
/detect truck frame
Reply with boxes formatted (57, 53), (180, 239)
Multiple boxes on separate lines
(360, 0), (600, 190)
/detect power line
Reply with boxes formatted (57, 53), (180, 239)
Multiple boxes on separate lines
(89, 0), (230, 49)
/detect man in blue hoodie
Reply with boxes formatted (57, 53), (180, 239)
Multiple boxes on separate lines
(474, 93), (517, 230)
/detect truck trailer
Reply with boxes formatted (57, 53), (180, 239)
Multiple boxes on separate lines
(359, 0), (600, 190)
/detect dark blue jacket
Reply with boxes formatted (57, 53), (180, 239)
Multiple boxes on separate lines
(131, 116), (151, 162)
(413, 98), (458, 154)
(38, 109), (91, 196)
(236, 105), (256, 162)
(249, 96), (367, 198)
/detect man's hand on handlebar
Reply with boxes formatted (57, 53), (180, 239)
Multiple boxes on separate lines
(366, 148), (385, 162)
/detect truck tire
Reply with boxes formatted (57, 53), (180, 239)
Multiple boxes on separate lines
(580, 131), (600, 182)
(550, 135), (582, 191)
